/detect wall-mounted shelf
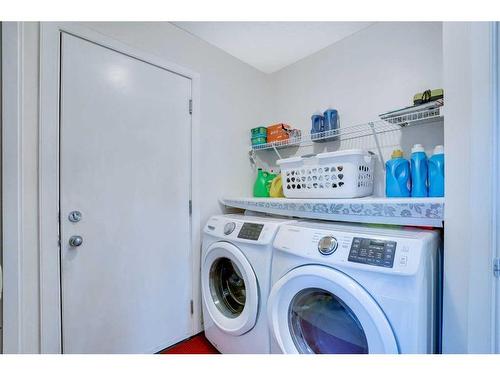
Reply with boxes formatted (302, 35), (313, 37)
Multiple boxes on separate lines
(250, 101), (443, 161)
(221, 196), (445, 228)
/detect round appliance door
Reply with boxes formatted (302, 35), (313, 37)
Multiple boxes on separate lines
(202, 242), (259, 336)
(268, 265), (398, 354)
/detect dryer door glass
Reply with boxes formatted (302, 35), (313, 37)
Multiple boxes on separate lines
(288, 288), (368, 354)
(209, 257), (246, 318)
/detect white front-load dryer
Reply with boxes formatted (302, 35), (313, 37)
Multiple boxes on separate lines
(201, 214), (295, 354)
(268, 221), (442, 354)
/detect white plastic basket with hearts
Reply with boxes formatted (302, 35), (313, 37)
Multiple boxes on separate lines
(277, 149), (374, 198)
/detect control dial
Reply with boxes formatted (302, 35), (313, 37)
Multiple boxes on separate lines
(318, 236), (338, 255)
(224, 222), (236, 235)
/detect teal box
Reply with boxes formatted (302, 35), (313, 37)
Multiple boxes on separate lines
(251, 127), (267, 138)
(251, 136), (267, 146)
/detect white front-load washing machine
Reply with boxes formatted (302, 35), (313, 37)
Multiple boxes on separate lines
(201, 214), (295, 353)
(268, 221), (442, 354)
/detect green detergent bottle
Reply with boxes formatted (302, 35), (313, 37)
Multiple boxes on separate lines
(253, 169), (271, 197)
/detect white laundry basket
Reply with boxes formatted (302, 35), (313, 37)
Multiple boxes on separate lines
(277, 149), (374, 198)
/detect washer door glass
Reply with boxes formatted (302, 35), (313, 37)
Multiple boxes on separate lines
(288, 288), (368, 354)
(210, 257), (246, 317)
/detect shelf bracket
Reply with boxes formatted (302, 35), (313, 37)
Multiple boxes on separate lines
(369, 122), (386, 169)
(248, 149), (258, 170)
(271, 144), (282, 159)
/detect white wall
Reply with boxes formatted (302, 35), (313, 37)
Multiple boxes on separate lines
(264, 22), (444, 196)
(3, 21), (272, 353)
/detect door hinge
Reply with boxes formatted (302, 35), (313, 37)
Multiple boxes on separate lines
(190, 300), (194, 315)
(58, 212), (61, 246)
(189, 99), (193, 115)
(189, 200), (192, 215)
(494, 258), (500, 278)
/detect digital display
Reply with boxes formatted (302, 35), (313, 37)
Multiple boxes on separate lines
(348, 237), (397, 268)
(237, 223), (264, 241)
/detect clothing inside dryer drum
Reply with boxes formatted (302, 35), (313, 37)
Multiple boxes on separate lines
(209, 257), (246, 318)
(288, 288), (368, 354)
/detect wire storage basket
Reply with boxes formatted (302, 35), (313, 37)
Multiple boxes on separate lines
(277, 149), (374, 198)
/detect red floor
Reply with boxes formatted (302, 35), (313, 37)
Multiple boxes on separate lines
(159, 333), (220, 354)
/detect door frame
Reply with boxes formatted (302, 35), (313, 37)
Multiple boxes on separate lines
(1, 22), (24, 354)
(493, 21), (500, 354)
(37, 22), (201, 353)
(440, 22), (500, 353)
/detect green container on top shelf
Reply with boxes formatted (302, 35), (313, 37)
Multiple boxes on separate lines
(251, 126), (267, 138)
(251, 136), (267, 146)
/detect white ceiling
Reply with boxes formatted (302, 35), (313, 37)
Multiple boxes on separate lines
(172, 22), (374, 74)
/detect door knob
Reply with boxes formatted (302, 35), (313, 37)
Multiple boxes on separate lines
(68, 210), (82, 223)
(69, 235), (83, 247)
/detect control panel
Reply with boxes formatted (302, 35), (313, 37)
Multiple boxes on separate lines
(237, 223), (264, 240)
(272, 222), (433, 276)
(348, 237), (397, 268)
(203, 215), (289, 245)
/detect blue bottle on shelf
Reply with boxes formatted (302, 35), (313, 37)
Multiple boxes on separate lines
(323, 109), (339, 141)
(410, 144), (428, 197)
(385, 149), (411, 197)
(428, 145), (445, 197)
(311, 114), (324, 142)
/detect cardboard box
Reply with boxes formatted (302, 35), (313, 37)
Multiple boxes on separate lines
(267, 123), (291, 143)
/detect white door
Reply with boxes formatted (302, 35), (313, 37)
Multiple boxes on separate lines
(59, 33), (192, 353)
(267, 265), (398, 354)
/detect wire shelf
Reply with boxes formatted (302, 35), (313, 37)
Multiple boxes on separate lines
(251, 105), (443, 152)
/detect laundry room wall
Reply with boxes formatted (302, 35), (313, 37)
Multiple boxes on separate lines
(7, 20), (492, 355)
(265, 22), (444, 196)
(4, 21), (272, 353)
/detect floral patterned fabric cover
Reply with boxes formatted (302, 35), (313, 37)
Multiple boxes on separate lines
(222, 198), (444, 227)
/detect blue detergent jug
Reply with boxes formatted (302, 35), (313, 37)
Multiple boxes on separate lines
(323, 109), (339, 140)
(428, 145), (445, 197)
(385, 149), (411, 197)
(323, 109), (339, 132)
(311, 114), (324, 142)
(410, 144), (428, 197)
